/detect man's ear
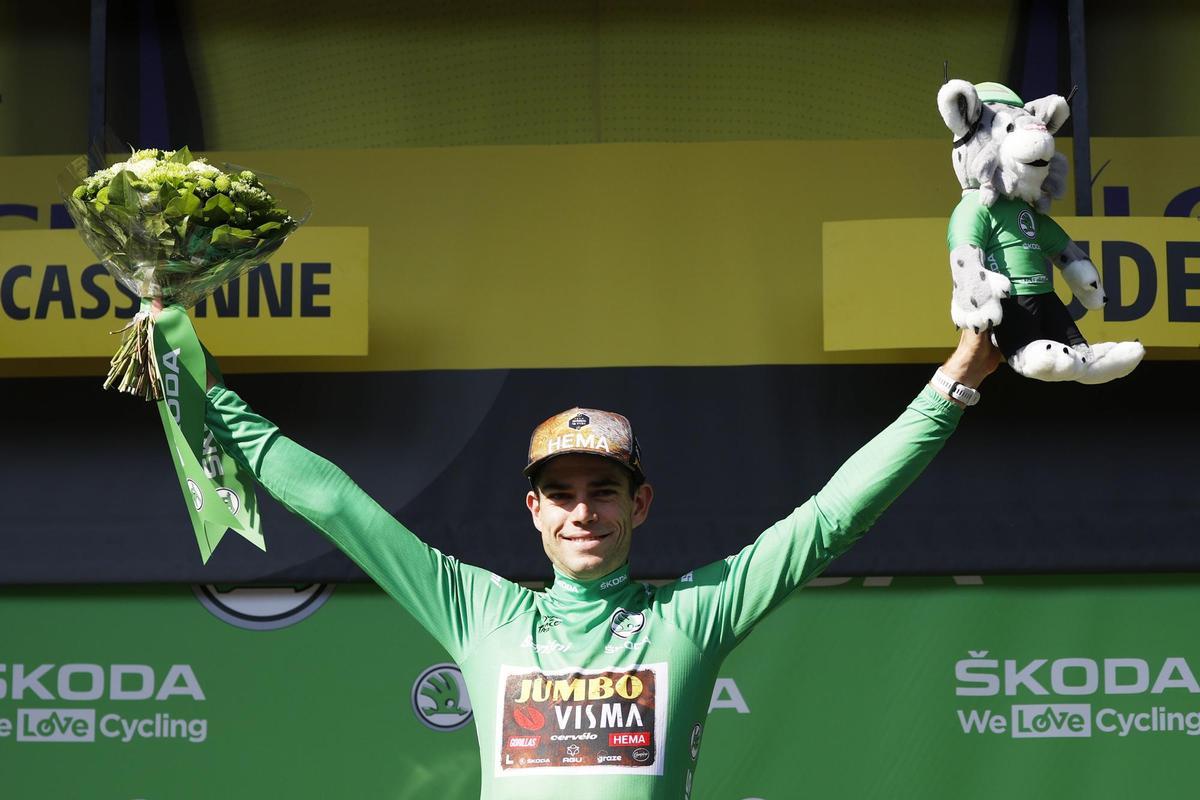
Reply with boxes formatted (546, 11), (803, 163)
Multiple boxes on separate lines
(631, 483), (654, 529)
(526, 489), (542, 530)
(1024, 95), (1070, 134)
(938, 79), (982, 138)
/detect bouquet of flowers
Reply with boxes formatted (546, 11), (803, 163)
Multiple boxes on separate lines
(60, 146), (310, 561)
(61, 147), (309, 399)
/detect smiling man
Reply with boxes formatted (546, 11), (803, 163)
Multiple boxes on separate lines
(204, 330), (998, 798)
(525, 408), (652, 582)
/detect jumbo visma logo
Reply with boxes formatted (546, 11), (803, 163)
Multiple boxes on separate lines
(954, 651), (1200, 739)
(412, 664), (473, 732)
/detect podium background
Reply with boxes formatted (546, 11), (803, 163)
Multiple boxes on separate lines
(4, 575), (1198, 799)
(2, 2), (1200, 796)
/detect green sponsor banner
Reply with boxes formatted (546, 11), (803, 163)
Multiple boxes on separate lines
(2, 575), (1198, 798)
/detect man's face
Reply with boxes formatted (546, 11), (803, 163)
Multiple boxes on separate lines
(526, 454), (654, 581)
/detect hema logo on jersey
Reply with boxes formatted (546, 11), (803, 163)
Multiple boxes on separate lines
(1011, 704), (1091, 738)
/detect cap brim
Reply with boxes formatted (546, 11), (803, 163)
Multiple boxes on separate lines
(524, 450), (642, 481)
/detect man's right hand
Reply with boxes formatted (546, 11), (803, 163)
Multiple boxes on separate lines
(148, 296), (221, 391)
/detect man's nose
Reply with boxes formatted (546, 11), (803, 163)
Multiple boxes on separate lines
(569, 500), (597, 522)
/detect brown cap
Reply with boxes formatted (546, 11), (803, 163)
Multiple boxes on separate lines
(525, 408), (644, 483)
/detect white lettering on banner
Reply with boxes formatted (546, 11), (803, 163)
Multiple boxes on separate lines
(1051, 659), (1099, 695)
(0, 664), (204, 701)
(955, 651), (1200, 740)
(200, 429), (224, 479)
(157, 665), (206, 700)
(956, 709), (1008, 734)
(161, 347), (182, 423)
(1153, 659), (1200, 693)
(0, 664), (210, 746)
(57, 664), (105, 701)
(1005, 659), (1049, 696)
(15, 709), (95, 742)
(955, 653), (1200, 697)
(1012, 704), (1091, 738)
(111, 665), (155, 701)
(98, 713), (208, 743)
(13, 711), (208, 743)
(1105, 659), (1149, 694)
(1095, 708), (1200, 737)
(6, 665), (54, 700)
(708, 679), (750, 714)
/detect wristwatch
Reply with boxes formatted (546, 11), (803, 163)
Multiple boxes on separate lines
(931, 369), (981, 406)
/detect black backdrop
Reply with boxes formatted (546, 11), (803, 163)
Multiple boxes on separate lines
(1, 361), (1195, 584)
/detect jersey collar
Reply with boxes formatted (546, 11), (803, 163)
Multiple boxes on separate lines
(547, 563), (632, 602)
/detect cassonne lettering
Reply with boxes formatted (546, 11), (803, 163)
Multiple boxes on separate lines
(0, 262), (332, 321)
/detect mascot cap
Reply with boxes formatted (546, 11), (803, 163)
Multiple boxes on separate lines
(525, 407), (644, 484)
(975, 82), (1024, 108)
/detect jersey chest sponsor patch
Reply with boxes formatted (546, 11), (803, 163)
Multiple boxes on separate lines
(495, 662), (667, 777)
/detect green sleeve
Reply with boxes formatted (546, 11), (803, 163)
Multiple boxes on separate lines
(947, 193), (991, 250)
(655, 386), (962, 654)
(205, 385), (534, 662)
(1037, 213), (1072, 260)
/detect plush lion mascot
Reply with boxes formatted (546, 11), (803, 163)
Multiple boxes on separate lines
(937, 79), (1143, 383)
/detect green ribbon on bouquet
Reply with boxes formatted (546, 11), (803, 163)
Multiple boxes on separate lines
(147, 301), (265, 562)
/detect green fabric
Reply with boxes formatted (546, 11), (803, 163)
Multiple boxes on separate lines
(947, 192), (1071, 296)
(975, 81), (1023, 108)
(205, 385), (962, 798)
(151, 305), (264, 560)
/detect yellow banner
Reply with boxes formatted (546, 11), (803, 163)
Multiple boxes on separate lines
(823, 217), (1200, 350)
(0, 227), (369, 358)
(2, 136), (1198, 376)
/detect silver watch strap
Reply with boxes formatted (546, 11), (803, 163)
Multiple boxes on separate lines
(931, 369), (980, 406)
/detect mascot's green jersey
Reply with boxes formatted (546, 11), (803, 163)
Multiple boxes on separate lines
(206, 385), (962, 799)
(948, 191), (1071, 295)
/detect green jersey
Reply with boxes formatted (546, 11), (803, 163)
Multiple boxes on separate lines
(206, 385), (962, 799)
(947, 191), (1071, 295)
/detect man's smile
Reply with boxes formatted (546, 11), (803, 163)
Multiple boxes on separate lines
(561, 532), (612, 544)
